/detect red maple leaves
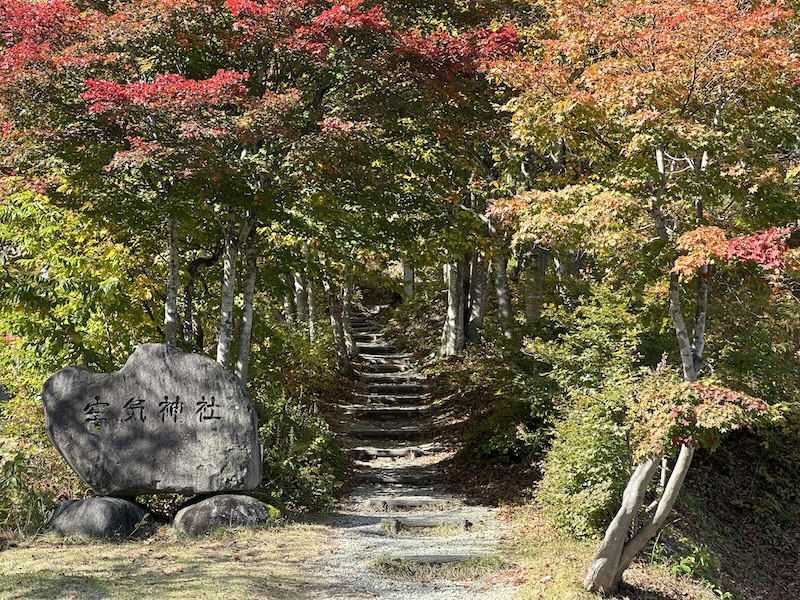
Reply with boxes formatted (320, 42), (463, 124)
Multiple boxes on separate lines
(673, 225), (794, 275)
(82, 70), (250, 114)
(396, 26), (518, 76)
(0, 0), (80, 47)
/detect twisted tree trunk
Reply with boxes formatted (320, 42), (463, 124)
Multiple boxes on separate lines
(584, 150), (704, 593)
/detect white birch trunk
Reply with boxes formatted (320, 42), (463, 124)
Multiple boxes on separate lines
(308, 278), (318, 344)
(165, 216), (180, 348)
(493, 256), (514, 341)
(342, 257), (358, 357)
(279, 274), (296, 323)
(235, 216), (257, 384)
(323, 276), (353, 376)
(585, 149), (707, 594)
(466, 253), (489, 344)
(216, 206), (239, 368)
(294, 271), (309, 324)
(402, 261), (415, 298)
(440, 258), (466, 356)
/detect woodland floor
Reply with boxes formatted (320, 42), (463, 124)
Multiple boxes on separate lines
(1, 310), (797, 599)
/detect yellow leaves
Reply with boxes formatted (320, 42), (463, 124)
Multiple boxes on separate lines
(672, 225), (728, 277)
(510, 185), (648, 258)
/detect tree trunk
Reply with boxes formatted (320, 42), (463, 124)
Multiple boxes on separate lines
(279, 274), (296, 323)
(524, 246), (548, 320)
(235, 215), (258, 385)
(217, 206), (239, 368)
(308, 278), (318, 344)
(164, 216), (179, 348)
(466, 253), (489, 343)
(440, 257), (467, 356)
(294, 270), (309, 323)
(583, 456), (661, 594)
(552, 250), (580, 308)
(584, 446), (695, 593)
(342, 256), (358, 357)
(493, 256), (514, 341)
(584, 164), (706, 593)
(402, 260), (415, 299)
(323, 276), (354, 376)
(183, 245), (222, 349)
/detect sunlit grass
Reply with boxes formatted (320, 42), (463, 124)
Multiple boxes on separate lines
(503, 505), (721, 600)
(0, 523), (326, 600)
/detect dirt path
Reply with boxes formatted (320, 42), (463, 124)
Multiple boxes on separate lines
(305, 309), (519, 599)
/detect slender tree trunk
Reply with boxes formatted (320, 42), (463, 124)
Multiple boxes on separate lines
(235, 215), (258, 385)
(323, 276), (354, 376)
(279, 274), (296, 323)
(183, 245), (222, 348)
(524, 246), (548, 320)
(493, 256), (514, 341)
(583, 457), (662, 594)
(217, 206), (239, 368)
(552, 250), (579, 308)
(342, 256), (358, 357)
(440, 257), (467, 356)
(466, 253), (489, 343)
(165, 216), (180, 348)
(402, 260), (415, 299)
(308, 278), (318, 344)
(584, 445), (695, 593)
(294, 270), (309, 323)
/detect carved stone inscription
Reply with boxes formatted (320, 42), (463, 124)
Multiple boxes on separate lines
(42, 344), (262, 496)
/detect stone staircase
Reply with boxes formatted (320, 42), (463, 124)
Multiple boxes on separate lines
(309, 308), (515, 599)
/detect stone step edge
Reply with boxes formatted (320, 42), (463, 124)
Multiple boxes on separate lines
(375, 554), (496, 564)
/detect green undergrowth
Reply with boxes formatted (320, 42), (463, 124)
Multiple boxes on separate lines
(369, 555), (507, 581)
(0, 319), (348, 533)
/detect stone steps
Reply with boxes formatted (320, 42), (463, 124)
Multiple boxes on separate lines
(360, 371), (424, 383)
(364, 496), (463, 512)
(315, 310), (513, 597)
(343, 405), (430, 419)
(349, 395), (430, 407)
(363, 383), (427, 395)
(356, 344), (398, 355)
(356, 363), (412, 374)
(353, 471), (438, 486)
(344, 426), (424, 441)
(349, 446), (433, 460)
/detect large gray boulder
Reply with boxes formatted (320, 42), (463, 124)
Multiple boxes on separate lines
(42, 343), (262, 496)
(47, 497), (147, 539)
(173, 494), (275, 536)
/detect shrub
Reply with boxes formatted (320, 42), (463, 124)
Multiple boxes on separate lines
(254, 389), (343, 512)
(538, 398), (630, 538)
(461, 372), (554, 465)
(0, 449), (47, 533)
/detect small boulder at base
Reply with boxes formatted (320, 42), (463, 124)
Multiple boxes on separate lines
(42, 343), (262, 496)
(47, 497), (147, 539)
(174, 494), (275, 536)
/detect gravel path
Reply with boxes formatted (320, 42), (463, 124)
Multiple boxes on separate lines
(305, 310), (519, 599)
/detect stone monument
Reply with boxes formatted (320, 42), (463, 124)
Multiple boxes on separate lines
(42, 343), (262, 496)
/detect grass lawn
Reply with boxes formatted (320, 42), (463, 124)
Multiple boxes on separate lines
(503, 506), (722, 600)
(0, 523), (327, 600)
